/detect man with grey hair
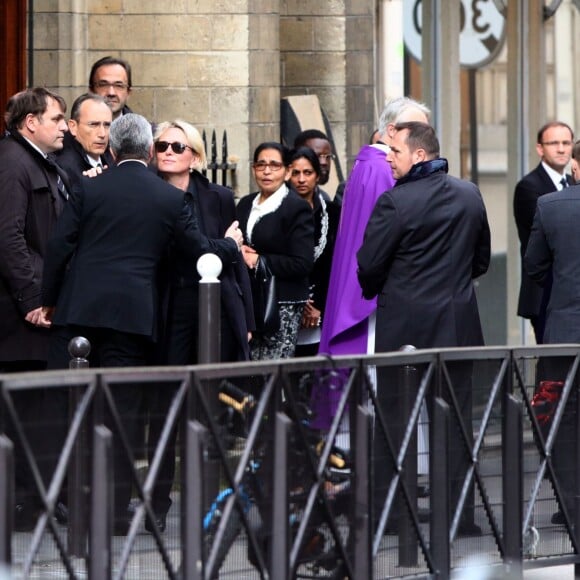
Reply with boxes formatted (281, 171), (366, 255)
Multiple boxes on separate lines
(313, 97), (430, 428)
(40, 113), (243, 533)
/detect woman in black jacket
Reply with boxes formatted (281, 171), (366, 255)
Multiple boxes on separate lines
(289, 147), (339, 357)
(237, 142), (314, 360)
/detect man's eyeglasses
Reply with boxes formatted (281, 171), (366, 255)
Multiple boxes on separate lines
(154, 141), (193, 154)
(93, 81), (130, 91)
(541, 141), (573, 147)
(253, 161), (285, 172)
(318, 153), (336, 162)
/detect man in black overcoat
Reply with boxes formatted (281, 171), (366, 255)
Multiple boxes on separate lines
(41, 113), (242, 532)
(0, 87), (69, 529)
(357, 121), (490, 536)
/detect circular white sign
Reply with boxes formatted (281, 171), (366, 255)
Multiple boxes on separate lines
(403, 0), (506, 69)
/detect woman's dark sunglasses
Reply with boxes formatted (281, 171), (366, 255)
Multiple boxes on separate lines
(154, 141), (193, 154)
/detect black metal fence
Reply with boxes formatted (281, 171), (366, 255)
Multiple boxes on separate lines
(202, 130), (237, 189)
(1, 346), (580, 578)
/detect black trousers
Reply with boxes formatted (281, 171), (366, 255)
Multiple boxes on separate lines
(373, 361), (475, 528)
(48, 324), (150, 523)
(0, 360), (51, 509)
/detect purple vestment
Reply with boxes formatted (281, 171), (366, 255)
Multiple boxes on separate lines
(312, 144), (395, 428)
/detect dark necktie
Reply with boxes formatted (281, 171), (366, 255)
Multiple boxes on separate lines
(560, 177), (569, 189)
(47, 156), (70, 200)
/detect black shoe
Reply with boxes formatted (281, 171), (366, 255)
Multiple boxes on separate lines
(417, 484), (430, 498)
(14, 503), (37, 532)
(54, 501), (68, 525)
(551, 510), (565, 525)
(145, 512), (167, 534)
(457, 522), (482, 536)
(418, 508), (430, 523)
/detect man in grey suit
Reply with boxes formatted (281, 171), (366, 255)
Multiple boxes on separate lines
(525, 180), (580, 527)
(513, 121), (574, 343)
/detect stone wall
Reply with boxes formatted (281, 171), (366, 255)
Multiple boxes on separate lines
(31, 0), (376, 194)
(280, 0), (376, 177)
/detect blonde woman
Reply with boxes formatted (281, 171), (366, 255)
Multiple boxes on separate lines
(148, 120), (253, 531)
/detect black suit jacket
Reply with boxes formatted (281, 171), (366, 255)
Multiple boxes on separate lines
(525, 185), (580, 343)
(57, 132), (113, 189)
(42, 161), (237, 340)
(513, 163), (573, 318)
(236, 188), (315, 303)
(357, 170), (490, 352)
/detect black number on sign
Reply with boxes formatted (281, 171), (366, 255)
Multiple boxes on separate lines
(472, 0), (491, 34)
(414, 0), (469, 34)
(413, 0), (422, 35)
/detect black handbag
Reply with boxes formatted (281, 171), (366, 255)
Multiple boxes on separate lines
(251, 256), (280, 334)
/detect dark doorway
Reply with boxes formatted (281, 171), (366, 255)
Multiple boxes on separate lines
(1, 0), (27, 131)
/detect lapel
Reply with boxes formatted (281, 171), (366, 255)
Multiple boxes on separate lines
(189, 172), (222, 237)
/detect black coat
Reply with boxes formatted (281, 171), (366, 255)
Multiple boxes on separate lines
(357, 169), (490, 352)
(164, 171), (254, 362)
(236, 188), (315, 303)
(42, 161), (237, 340)
(0, 131), (67, 362)
(57, 132), (113, 189)
(513, 163), (574, 318)
(308, 188), (340, 315)
(525, 185), (580, 343)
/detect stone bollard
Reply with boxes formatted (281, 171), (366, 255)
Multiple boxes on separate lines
(195, 254), (222, 520)
(197, 253), (222, 364)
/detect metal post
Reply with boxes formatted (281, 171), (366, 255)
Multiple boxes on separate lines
(0, 435), (14, 568)
(354, 405), (371, 580)
(399, 345), (418, 566)
(576, 380), (580, 580)
(503, 394), (523, 578)
(68, 336), (91, 557)
(183, 421), (206, 580)
(197, 254), (222, 517)
(270, 412), (291, 580)
(197, 254), (221, 365)
(89, 425), (112, 580)
(431, 397), (450, 579)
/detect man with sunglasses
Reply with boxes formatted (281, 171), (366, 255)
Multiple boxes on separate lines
(513, 121), (574, 345)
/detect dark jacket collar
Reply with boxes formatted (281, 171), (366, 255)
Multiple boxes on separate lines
(396, 158), (449, 186)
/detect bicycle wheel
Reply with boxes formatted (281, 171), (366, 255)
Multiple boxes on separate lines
(204, 491), (244, 578)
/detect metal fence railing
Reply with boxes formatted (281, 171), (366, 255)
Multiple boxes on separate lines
(201, 129), (237, 189)
(1, 345), (580, 579)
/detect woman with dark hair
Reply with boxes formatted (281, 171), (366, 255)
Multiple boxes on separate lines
(236, 142), (315, 360)
(289, 147), (339, 356)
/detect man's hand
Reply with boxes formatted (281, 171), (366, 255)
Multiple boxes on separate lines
(82, 165), (108, 178)
(225, 220), (243, 250)
(25, 306), (53, 328)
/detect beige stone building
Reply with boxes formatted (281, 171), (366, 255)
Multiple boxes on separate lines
(23, 0), (377, 197)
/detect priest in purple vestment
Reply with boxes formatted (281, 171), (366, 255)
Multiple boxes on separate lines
(312, 97), (430, 429)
